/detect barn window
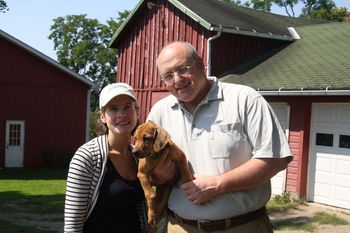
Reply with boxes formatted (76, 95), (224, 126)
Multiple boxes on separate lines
(339, 135), (350, 149)
(316, 133), (333, 147)
(9, 124), (21, 146)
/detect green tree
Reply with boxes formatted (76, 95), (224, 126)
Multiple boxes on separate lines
(221, 0), (348, 20)
(0, 0), (8, 13)
(273, 0), (299, 17)
(300, 0), (348, 21)
(48, 11), (129, 111)
(251, 0), (273, 11)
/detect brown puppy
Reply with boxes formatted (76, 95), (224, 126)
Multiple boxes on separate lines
(132, 120), (193, 232)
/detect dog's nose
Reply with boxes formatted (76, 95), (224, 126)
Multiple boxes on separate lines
(133, 151), (142, 158)
(132, 150), (150, 159)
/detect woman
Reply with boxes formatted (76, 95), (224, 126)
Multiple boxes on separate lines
(64, 83), (147, 233)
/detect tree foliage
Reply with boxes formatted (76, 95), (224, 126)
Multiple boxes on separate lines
(48, 11), (129, 110)
(220, 0), (348, 20)
(273, 0), (299, 17)
(300, 0), (348, 21)
(251, 0), (273, 11)
(0, 0), (8, 13)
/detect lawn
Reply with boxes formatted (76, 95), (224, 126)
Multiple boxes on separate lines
(0, 168), (67, 233)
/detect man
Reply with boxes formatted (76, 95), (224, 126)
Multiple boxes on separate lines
(148, 41), (293, 233)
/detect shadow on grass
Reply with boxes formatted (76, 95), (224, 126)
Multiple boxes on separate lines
(0, 191), (64, 216)
(0, 219), (58, 233)
(0, 168), (68, 180)
(272, 216), (316, 232)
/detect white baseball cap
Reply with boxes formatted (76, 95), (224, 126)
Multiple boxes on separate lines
(99, 83), (137, 109)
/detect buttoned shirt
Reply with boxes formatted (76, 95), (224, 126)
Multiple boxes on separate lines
(147, 77), (292, 220)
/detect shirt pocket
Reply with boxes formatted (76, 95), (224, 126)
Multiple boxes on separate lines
(209, 122), (243, 159)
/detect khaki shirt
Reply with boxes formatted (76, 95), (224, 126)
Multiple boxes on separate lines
(147, 77), (292, 220)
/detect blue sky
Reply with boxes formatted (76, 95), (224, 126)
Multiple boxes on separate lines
(1, 0), (349, 61)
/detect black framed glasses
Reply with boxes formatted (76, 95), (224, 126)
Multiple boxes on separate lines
(160, 61), (195, 83)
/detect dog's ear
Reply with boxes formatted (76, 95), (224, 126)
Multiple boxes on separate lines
(153, 126), (171, 153)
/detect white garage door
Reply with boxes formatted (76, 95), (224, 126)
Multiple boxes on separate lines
(308, 103), (350, 209)
(270, 103), (290, 195)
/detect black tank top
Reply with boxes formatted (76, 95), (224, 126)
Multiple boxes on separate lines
(84, 158), (144, 233)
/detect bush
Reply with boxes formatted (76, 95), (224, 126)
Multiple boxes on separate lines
(267, 192), (306, 213)
(43, 149), (74, 168)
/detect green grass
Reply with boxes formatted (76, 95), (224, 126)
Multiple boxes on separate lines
(313, 211), (349, 225)
(0, 168), (67, 233)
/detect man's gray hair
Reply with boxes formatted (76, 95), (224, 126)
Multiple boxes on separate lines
(156, 41), (200, 67)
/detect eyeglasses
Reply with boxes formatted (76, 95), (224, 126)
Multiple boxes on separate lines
(160, 61), (195, 83)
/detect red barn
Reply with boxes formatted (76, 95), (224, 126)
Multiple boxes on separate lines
(0, 30), (94, 168)
(110, 0), (350, 209)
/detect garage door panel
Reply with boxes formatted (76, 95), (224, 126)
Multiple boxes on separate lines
(315, 155), (333, 171)
(339, 108), (350, 124)
(335, 201), (350, 209)
(314, 183), (332, 198)
(335, 187), (350, 202)
(314, 107), (336, 123)
(334, 174), (350, 186)
(335, 158), (350, 175)
(315, 171), (333, 183)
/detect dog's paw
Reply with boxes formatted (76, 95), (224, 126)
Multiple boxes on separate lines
(148, 218), (157, 226)
(147, 218), (158, 233)
(148, 212), (157, 225)
(149, 225), (157, 233)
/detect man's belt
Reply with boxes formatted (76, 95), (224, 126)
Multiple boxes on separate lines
(169, 206), (268, 232)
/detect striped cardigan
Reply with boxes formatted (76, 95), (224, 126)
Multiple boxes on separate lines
(64, 135), (148, 233)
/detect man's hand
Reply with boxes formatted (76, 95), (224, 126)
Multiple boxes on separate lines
(149, 148), (178, 185)
(180, 175), (221, 204)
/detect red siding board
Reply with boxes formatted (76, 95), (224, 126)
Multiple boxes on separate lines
(286, 173), (298, 181)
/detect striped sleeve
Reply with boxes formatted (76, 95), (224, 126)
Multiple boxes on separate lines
(64, 141), (101, 233)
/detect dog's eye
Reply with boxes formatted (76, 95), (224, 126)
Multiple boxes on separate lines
(143, 135), (153, 142)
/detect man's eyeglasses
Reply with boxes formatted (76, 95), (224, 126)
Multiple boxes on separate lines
(160, 61), (195, 83)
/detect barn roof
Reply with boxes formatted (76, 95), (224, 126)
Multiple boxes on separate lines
(110, 0), (328, 47)
(0, 30), (94, 88)
(220, 22), (350, 95)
